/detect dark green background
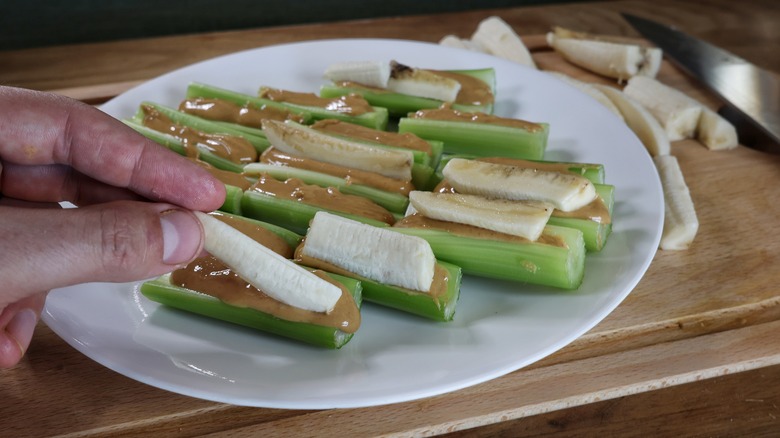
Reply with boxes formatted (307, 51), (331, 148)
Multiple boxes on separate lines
(2, 1), (574, 50)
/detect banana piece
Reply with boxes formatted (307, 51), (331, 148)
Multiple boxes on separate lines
(409, 191), (553, 241)
(301, 211), (436, 292)
(698, 107), (739, 150)
(262, 120), (413, 180)
(387, 61), (462, 102)
(593, 84), (671, 156)
(653, 155), (699, 250)
(623, 76), (703, 141)
(547, 72), (624, 121)
(547, 26), (663, 80)
(323, 60), (390, 88)
(442, 158), (597, 212)
(470, 16), (537, 68)
(439, 35), (481, 51)
(194, 211), (342, 313)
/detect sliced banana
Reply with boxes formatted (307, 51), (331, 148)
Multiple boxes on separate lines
(654, 155), (699, 250)
(594, 84), (671, 156)
(409, 191), (553, 241)
(623, 76), (703, 141)
(301, 211), (436, 292)
(547, 72), (623, 120)
(323, 60), (391, 88)
(387, 61), (462, 102)
(194, 211), (342, 313)
(262, 120), (413, 180)
(470, 16), (537, 68)
(439, 35), (480, 51)
(698, 107), (739, 150)
(442, 158), (597, 212)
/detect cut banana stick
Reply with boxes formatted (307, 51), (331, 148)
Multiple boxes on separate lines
(442, 158), (597, 212)
(698, 107), (739, 150)
(547, 33), (643, 81)
(547, 72), (623, 120)
(323, 60), (390, 89)
(262, 119), (414, 180)
(594, 84), (671, 156)
(194, 211), (342, 313)
(387, 61), (462, 102)
(439, 35), (480, 51)
(623, 76), (703, 141)
(409, 191), (553, 241)
(654, 155), (699, 250)
(470, 16), (537, 68)
(301, 211), (436, 292)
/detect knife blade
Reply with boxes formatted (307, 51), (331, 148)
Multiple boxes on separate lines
(622, 13), (780, 153)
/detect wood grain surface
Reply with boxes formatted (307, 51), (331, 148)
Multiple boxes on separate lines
(1, 0), (779, 436)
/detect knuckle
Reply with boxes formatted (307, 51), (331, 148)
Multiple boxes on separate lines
(97, 207), (151, 273)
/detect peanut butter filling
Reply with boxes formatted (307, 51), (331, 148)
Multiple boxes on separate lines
(250, 174), (395, 224)
(178, 97), (306, 127)
(141, 104), (257, 164)
(311, 119), (433, 157)
(411, 105), (544, 132)
(260, 147), (413, 195)
(259, 88), (374, 116)
(189, 158), (251, 190)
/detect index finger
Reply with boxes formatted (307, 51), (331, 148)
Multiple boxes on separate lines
(0, 86), (225, 211)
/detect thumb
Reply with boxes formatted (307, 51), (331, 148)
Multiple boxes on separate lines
(0, 201), (204, 308)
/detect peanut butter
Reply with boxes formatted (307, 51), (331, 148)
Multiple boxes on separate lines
(412, 105), (544, 132)
(259, 88), (374, 116)
(311, 119), (433, 157)
(190, 158), (252, 190)
(178, 97), (306, 127)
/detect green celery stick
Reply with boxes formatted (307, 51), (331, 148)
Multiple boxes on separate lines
(547, 184), (614, 252)
(392, 224), (586, 290)
(397, 117), (549, 161)
(356, 261), (462, 322)
(219, 184), (244, 215)
(123, 120), (244, 173)
(133, 102), (271, 153)
(141, 272), (361, 349)
(241, 190), (391, 235)
(319, 68), (497, 117)
(186, 82), (388, 130)
(243, 163), (409, 214)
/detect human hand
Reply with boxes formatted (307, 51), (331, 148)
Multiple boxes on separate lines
(0, 86), (226, 368)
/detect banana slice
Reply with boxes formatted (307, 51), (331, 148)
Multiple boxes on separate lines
(470, 16), (537, 68)
(547, 72), (624, 120)
(301, 211), (436, 292)
(409, 191), (553, 241)
(698, 107), (739, 150)
(387, 61), (462, 102)
(323, 60), (390, 88)
(594, 84), (671, 156)
(262, 120), (413, 180)
(442, 158), (597, 212)
(439, 35), (481, 51)
(194, 211), (342, 313)
(654, 155), (699, 250)
(623, 76), (703, 141)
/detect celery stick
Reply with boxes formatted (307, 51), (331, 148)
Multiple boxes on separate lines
(124, 120), (244, 173)
(243, 163), (409, 214)
(219, 184), (244, 215)
(186, 82), (388, 130)
(241, 190), (390, 235)
(397, 117), (549, 160)
(319, 68), (497, 117)
(358, 261), (462, 322)
(436, 155), (606, 185)
(141, 273), (361, 349)
(392, 225), (586, 290)
(134, 102), (271, 153)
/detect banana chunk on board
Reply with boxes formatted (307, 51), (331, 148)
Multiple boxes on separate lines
(654, 155), (699, 250)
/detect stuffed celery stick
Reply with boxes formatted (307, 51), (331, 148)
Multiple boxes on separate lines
(241, 175), (395, 235)
(435, 155), (606, 185)
(185, 82), (388, 130)
(133, 101), (271, 153)
(321, 61), (496, 116)
(297, 212), (462, 321)
(142, 211), (362, 348)
(398, 108), (549, 160)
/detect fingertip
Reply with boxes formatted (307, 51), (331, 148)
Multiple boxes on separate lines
(160, 209), (204, 266)
(0, 309), (37, 369)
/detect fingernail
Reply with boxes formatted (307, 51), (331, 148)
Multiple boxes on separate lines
(7, 309), (37, 354)
(160, 210), (203, 265)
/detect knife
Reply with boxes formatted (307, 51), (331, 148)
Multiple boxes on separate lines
(622, 13), (780, 153)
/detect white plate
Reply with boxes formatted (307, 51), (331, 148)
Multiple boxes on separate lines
(43, 39), (663, 409)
